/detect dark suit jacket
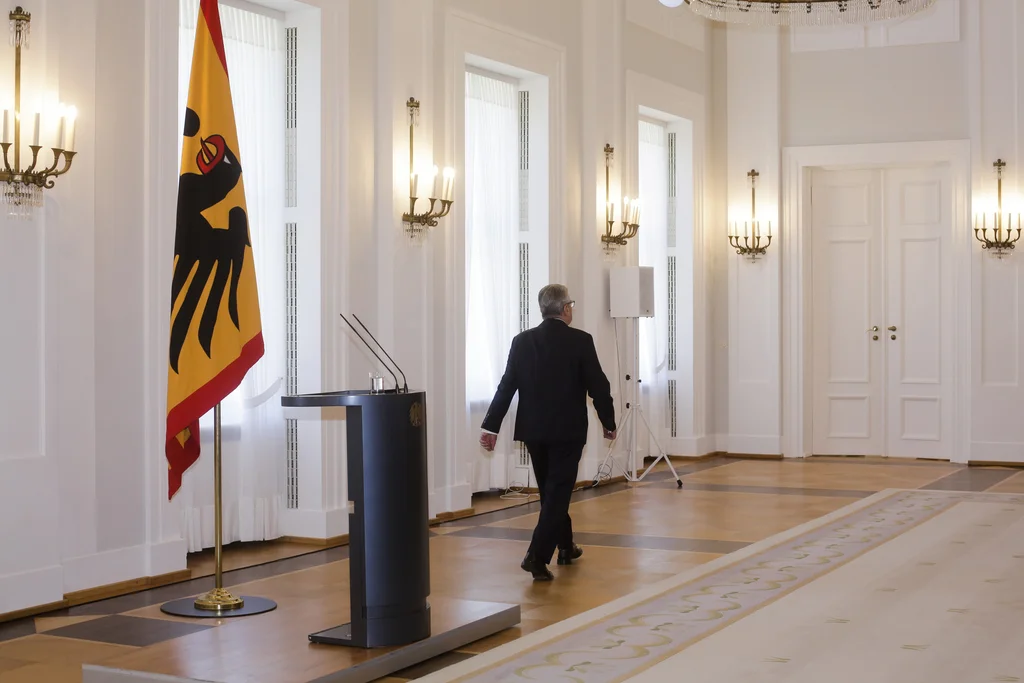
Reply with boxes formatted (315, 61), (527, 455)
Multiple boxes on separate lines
(481, 318), (616, 444)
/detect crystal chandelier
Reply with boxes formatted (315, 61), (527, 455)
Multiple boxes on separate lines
(1, 6), (78, 219)
(674, 0), (938, 26)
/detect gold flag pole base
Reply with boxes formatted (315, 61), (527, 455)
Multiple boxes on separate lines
(160, 402), (277, 619)
(194, 587), (245, 611)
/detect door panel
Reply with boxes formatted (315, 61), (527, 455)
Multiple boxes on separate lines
(811, 169), (884, 456)
(883, 167), (952, 459)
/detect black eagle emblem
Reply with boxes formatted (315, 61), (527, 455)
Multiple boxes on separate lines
(169, 106), (251, 374)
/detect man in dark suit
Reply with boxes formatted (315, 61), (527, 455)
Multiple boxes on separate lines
(479, 284), (616, 581)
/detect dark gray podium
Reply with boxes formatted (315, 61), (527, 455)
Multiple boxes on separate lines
(281, 389), (430, 648)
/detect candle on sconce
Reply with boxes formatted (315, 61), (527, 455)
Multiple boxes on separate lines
(410, 171), (418, 198)
(2, 109), (8, 144)
(65, 107), (77, 152)
(31, 112), (39, 146)
(57, 115), (65, 151)
(442, 167), (455, 201)
(431, 165), (439, 200)
(622, 197), (630, 223)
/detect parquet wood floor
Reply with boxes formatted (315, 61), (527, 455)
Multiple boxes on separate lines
(0, 457), (1012, 683)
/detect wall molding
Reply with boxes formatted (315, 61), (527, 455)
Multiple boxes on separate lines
(781, 139), (973, 463)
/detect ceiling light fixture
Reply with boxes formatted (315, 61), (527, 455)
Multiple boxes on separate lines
(677, 0), (937, 26)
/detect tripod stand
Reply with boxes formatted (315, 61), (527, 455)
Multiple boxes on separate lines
(594, 317), (682, 488)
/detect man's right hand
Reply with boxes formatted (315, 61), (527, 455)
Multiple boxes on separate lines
(603, 428), (616, 440)
(480, 432), (497, 451)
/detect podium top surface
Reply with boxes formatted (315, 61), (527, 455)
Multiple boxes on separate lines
(281, 389), (424, 408)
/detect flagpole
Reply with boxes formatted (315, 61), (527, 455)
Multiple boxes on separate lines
(192, 401), (245, 611)
(160, 402), (278, 619)
(159, 0), (276, 622)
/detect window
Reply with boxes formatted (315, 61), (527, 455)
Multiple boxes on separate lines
(464, 65), (550, 491)
(638, 119), (671, 444)
(637, 112), (695, 447)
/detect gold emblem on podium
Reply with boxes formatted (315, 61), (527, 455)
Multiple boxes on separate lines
(410, 401), (423, 427)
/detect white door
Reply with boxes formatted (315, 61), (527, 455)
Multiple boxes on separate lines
(810, 165), (952, 459)
(883, 166), (953, 459)
(811, 169), (885, 456)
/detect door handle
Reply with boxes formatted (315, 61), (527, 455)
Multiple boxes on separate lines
(869, 326), (878, 332)
(887, 326), (897, 331)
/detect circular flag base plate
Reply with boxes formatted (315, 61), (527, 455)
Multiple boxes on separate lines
(160, 595), (277, 619)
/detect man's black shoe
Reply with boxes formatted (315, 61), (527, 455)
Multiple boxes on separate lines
(557, 544), (584, 565)
(521, 554), (554, 581)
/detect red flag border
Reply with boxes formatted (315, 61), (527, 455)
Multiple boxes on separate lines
(166, 333), (264, 500)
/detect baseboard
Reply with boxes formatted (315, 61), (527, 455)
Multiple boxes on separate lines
(0, 598), (67, 624)
(664, 435), (719, 457)
(722, 435), (782, 455)
(62, 544), (149, 594)
(969, 460), (1024, 469)
(970, 441), (1024, 464)
(64, 569), (193, 607)
(278, 507), (350, 540)
(430, 507), (475, 525)
(279, 534), (350, 547)
(0, 566), (192, 624)
(147, 539), (188, 578)
(0, 564), (64, 617)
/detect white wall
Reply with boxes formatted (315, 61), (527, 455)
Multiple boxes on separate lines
(725, 0), (1024, 463)
(969, 0), (1024, 462)
(0, 0), (189, 616)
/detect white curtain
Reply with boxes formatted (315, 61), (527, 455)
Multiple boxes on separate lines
(177, 0), (287, 552)
(464, 72), (519, 491)
(637, 120), (670, 455)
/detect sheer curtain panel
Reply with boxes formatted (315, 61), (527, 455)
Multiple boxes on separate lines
(637, 120), (670, 456)
(464, 71), (519, 491)
(177, 0), (287, 552)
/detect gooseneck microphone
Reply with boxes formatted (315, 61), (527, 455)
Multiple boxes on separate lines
(339, 313), (399, 392)
(352, 314), (409, 394)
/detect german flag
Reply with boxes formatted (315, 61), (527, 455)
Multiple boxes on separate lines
(166, 0), (263, 499)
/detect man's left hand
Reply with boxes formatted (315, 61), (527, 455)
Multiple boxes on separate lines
(480, 432), (497, 451)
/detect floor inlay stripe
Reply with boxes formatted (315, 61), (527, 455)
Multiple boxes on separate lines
(647, 482), (874, 497)
(920, 468), (1018, 492)
(43, 614), (212, 647)
(449, 526), (749, 555)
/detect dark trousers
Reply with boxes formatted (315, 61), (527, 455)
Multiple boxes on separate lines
(524, 441), (584, 564)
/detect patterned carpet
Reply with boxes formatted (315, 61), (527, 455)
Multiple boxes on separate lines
(418, 489), (1024, 683)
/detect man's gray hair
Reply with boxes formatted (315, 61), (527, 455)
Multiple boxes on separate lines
(538, 284), (571, 318)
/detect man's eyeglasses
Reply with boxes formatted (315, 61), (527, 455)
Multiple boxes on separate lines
(566, 300), (575, 308)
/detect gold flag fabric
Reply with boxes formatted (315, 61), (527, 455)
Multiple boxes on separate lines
(166, 0), (263, 499)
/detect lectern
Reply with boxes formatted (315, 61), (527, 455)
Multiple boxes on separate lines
(281, 389), (430, 648)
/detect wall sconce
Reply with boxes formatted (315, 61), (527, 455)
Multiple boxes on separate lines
(0, 7), (77, 219)
(401, 97), (454, 237)
(600, 144), (640, 250)
(974, 159), (1021, 258)
(728, 169), (772, 261)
